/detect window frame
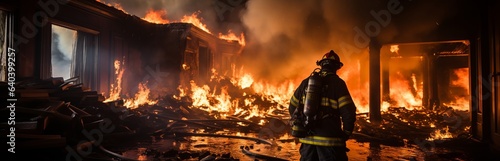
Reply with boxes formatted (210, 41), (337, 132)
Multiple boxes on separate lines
(42, 19), (100, 89)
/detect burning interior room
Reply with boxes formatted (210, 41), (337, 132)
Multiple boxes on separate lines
(1, 0), (500, 160)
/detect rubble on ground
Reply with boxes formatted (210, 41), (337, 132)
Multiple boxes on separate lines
(0, 77), (472, 160)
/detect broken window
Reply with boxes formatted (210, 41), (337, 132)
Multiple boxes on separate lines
(51, 24), (98, 90)
(0, 10), (12, 82)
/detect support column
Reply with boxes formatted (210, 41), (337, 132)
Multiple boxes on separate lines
(369, 39), (382, 123)
(422, 53), (429, 108)
(429, 53), (440, 110)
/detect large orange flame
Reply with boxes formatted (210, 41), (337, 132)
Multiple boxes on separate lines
(180, 11), (211, 34)
(143, 9), (170, 24)
(177, 67), (294, 124)
(387, 71), (423, 110)
(443, 68), (470, 111)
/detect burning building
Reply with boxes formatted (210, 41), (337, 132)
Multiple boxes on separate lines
(1, 0), (500, 160)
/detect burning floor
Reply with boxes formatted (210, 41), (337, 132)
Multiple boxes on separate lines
(2, 74), (493, 161)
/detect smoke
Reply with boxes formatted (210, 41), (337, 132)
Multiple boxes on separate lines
(240, 0), (371, 83)
(94, 0), (468, 98)
(51, 25), (77, 80)
(96, 0), (464, 84)
(98, 0), (233, 33)
(239, 0), (467, 83)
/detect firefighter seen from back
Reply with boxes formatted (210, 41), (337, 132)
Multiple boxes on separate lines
(289, 50), (357, 161)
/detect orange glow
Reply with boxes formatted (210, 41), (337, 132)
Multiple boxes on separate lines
(104, 60), (124, 102)
(143, 9), (170, 24)
(178, 67), (295, 121)
(96, 0), (127, 14)
(180, 11), (211, 34)
(390, 45), (399, 53)
(219, 30), (246, 46)
(443, 68), (470, 111)
(236, 73), (254, 89)
(104, 60), (159, 109)
(339, 59), (370, 113)
(427, 126), (453, 141)
(123, 82), (158, 109)
(388, 71), (423, 110)
(451, 68), (469, 90)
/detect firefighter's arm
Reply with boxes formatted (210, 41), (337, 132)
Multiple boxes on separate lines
(289, 95), (300, 115)
(289, 80), (307, 115)
(338, 81), (357, 140)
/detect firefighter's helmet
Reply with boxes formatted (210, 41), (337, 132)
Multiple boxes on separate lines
(316, 50), (343, 69)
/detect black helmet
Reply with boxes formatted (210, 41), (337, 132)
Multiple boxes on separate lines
(316, 50), (343, 70)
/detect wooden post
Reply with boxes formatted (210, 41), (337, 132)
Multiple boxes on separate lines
(369, 39), (382, 123)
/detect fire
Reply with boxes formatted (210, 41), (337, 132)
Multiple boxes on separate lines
(387, 71), (423, 110)
(235, 73), (254, 89)
(219, 30), (246, 46)
(339, 59), (370, 113)
(178, 67), (294, 122)
(104, 60), (124, 102)
(390, 45), (399, 53)
(123, 82), (158, 109)
(451, 68), (469, 89)
(180, 11), (211, 34)
(143, 9), (170, 24)
(104, 60), (159, 109)
(142, 9), (247, 46)
(427, 126), (453, 141)
(443, 68), (470, 111)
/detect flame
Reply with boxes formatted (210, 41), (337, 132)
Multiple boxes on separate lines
(123, 82), (158, 109)
(427, 126), (453, 141)
(443, 68), (470, 111)
(219, 30), (246, 46)
(180, 11), (211, 34)
(390, 45), (399, 53)
(340, 59), (370, 113)
(177, 67), (294, 122)
(236, 73), (254, 89)
(143, 9), (170, 24)
(104, 60), (159, 109)
(451, 68), (469, 89)
(387, 71), (423, 110)
(104, 60), (124, 102)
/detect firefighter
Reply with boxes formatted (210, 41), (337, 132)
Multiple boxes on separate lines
(289, 50), (357, 161)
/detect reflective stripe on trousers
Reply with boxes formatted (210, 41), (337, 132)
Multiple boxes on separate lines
(299, 136), (345, 146)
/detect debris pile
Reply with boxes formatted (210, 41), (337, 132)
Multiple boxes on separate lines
(354, 106), (471, 146)
(1, 76), (473, 160)
(1, 77), (290, 160)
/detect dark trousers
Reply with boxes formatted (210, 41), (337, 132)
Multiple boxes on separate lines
(299, 144), (348, 161)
